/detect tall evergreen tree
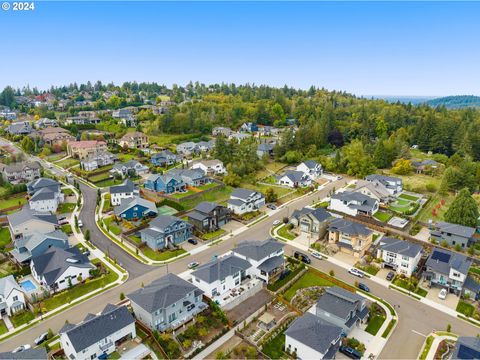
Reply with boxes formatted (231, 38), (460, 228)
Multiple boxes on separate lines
(444, 188), (479, 227)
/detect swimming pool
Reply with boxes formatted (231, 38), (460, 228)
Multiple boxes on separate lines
(20, 279), (37, 292)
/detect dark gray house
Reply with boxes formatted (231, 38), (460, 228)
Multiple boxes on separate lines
(290, 207), (333, 238)
(10, 230), (69, 264)
(128, 273), (206, 331)
(140, 215), (193, 250)
(0, 348), (47, 360)
(430, 221), (476, 249)
(187, 202), (230, 233)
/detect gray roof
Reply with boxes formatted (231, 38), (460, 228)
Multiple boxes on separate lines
(7, 207), (58, 228)
(279, 170), (308, 183)
(146, 215), (190, 232)
(31, 247), (93, 286)
(0, 348), (47, 360)
(434, 221), (476, 239)
(231, 188), (258, 201)
(60, 304), (135, 353)
(233, 238), (284, 261)
(227, 198), (245, 207)
(257, 255), (284, 272)
(291, 207), (315, 221)
(257, 143), (274, 151)
(303, 160), (320, 169)
(331, 191), (378, 212)
(328, 218), (372, 237)
(354, 180), (391, 200)
(29, 187), (56, 202)
(191, 254), (251, 283)
(168, 168), (206, 182)
(194, 201), (221, 214)
(0, 275), (21, 298)
(464, 276), (480, 294)
(285, 313), (342, 355)
(426, 248), (471, 276)
(453, 337), (480, 360)
(11, 230), (68, 263)
(379, 237), (422, 258)
(114, 196), (158, 217)
(4, 161), (41, 173)
(110, 179), (135, 194)
(365, 174), (402, 184)
(27, 177), (60, 193)
(128, 273), (203, 313)
(301, 207), (332, 223)
(316, 286), (365, 320)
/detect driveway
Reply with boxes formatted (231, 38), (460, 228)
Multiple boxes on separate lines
(425, 287), (460, 310)
(349, 326), (375, 349)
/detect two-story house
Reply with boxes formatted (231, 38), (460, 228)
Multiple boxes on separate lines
(60, 304), (135, 360)
(187, 202), (230, 233)
(119, 132), (149, 149)
(176, 142), (199, 156)
(276, 170), (312, 188)
(329, 192), (379, 217)
(109, 179), (138, 206)
(352, 179), (392, 204)
(114, 196), (158, 221)
(423, 248), (472, 295)
(6, 121), (33, 135)
(377, 237), (422, 277)
(151, 150), (179, 167)
(110, 160), (149, 178)
(10, 230), (69, 264)
(1, 161), (41, 184)
(38, 127), (75, 147)
(212, 127), (232, 137)
(315, 286), (369, 333)
(140, 215), (193, 250)
(430, 221), (476, 249)
(0, 275), (26, 316)
(256, 143), (275, 158)
(296, 160), (323, 179)
(128, 273), (206, 332)
(27, 177), (65, 212)
(168, 169), (210, 187)
(67, 140), (108, 160)
(8, 207), (58, 240)
(190, 159), (226, 175)
(452, 337), (480, 360)
(239, 122), (258, 133)
(328, 218), (373, 258)
(144, 173), (187, 194)
(227, 188), (265, 215)
(365, 174), (403, 196)
(81, 151), (117, 172)
(290, 207), (333, 239)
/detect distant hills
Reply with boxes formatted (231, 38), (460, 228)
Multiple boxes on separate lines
(424, 95), (480, 109)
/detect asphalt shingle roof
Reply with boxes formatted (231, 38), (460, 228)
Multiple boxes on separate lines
(232, 238), (284, 261)
(378, 237), (422, 258)
(114, 196), (158, 217)
(110, 179), (135, 194)
(7, 207), (57, 228)
(435, 221), (476, 239)
(426, 248), (471, 276)
(231, 188), (257, 200)
(328, 218), (372, 237)
(0, 348), (47, 360)
(191, 254), (251, 283)
(316, 286), (365, 320)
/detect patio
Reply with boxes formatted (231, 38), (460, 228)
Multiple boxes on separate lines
(214, 278), (262, 308)
(158, 301), (208, 332)
(17, 275), (44, 301)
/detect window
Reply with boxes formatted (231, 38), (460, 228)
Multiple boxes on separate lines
(91, 354), (96, 360)
(13, 295), (18, 301)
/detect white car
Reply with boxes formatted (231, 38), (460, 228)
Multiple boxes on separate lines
(273, 220), (281, 226)
(78, 220), (83, 228)
(438, 288), (448, 300)
(12, 345), (31, 353)
(188, 262), (199, 269)
(348, 268), (364, 278)
(311, 251), (323, 260)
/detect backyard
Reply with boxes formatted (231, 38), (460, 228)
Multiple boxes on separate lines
(262, 330), (289, 360)
(0, 227), (11, 248)
(180, 185), (233, 210)
(0, 195), (26, 212)
(373, 210), (393, 223)
(103, 217), (122, 235)
(56, 158), (80, 169)
(283, 269), (334, 301)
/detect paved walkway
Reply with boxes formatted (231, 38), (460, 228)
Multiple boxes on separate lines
(1, 315), (13, 332)
(423, 332), (457, 360)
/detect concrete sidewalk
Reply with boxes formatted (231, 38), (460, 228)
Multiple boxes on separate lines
(423, 332), (457, 360)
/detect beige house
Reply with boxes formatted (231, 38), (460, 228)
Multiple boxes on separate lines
(119, 132), (149, 149)
(39, 127), (75, 147)
(67, 140), (107, 160)
(327, 218), (373, 258)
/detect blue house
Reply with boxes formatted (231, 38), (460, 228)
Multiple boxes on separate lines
(114, 196), (158, 221)
(240, 122), (258, 133)
(151, 150), (178, 167)
(140, 215), (193, 250)
(144, 173), (187, 194)
(10, 230), (69, 264)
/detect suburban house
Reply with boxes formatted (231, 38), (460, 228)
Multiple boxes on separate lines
(239, 122), (258, 133)
(110, 160), (149, 178)
(197, 140), (215, 152)
(27, 177), (61, 196)
(0, 275), (26, 316)
(112, 108), (134, 119)
(110, 179), (138, 206)
(430, 221), (476, 249)
(365, 174), (403, 196)
(376, 237), (422, 277)
(277, 170), (312, 188)
(329, 192), (379, 217)
(328, 218), (374, 258)
(119, 131), (149, 149)
(352, 179), (392, 204)
(0, 348), (47, 359)
(227, 188), (265, 215)
(0, 108), (17, 121)
(6, 121), (33, 135)
(190, 159), (226, 175)
(412, 159), (439, 174)
(36, 118), (58, 128)
(315, 286), (369, 333)
(285, 313), (342, 360)
(190, 254), (252, 300)
(452, 337), (480, 360)
(28, 183), (64, 213)
(10, 230), (69, 264)
(423, 248), (472, 295)
(114, 196), (158, 221)
(144, 173), (187, 194)
(176, 142), (199, 156)
(65, 116), (101, 125)
(38, 127), (75, 147)
(187, 202), (230, 233)
(128, 273), (206, 332)
(256, 143), (275, 158)
(151, 150), (179, 167)
(8, 207), (58, 239)
(212, 126), (232, 137)
(231, 238), (285, 283)
(168, 168), (210, 187)
(228, 132), (251, 143)
(296, 160), (323, 179)
(290, 207), (333, 239)
(30, 247), (94, 293)
(1, 161), (41, 183)
(139, 215), (193, 250)
(67, 140), (108, 160)
(81, 151), (117, 172)
(59, 304), (135, 360)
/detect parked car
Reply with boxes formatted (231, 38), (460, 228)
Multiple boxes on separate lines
(386, 271), (395, 281)
(311, 251), (322, 260)
(83, 250), (90, 257)
(294, 251), (311, 264)
(339, 345), (362, 359)
(348, 268), (364, 278)
(188, 238), (198, 245)
(358, 283), (370, 292)
(273, 220), (281, 226)
(12, 345), (31, 353)
(438, 288), (448, 300)
(34, 332), (49, 345)
(267, 204), (277, 210)
(78, 220), (83, 228)
(337, 175), (343, 180)
(188, 262), (199, 269)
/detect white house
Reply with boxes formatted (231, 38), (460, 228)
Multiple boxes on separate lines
(365, 174), (403, 196)
(296, 160), (323, 179)
(329, 192), (379, 217)
(28, 187), (64, 212)
(8, 207), (58, 239)
(227, 188), (265, 215)
(190, 159), (226, 175)
(377, 237), (423, 277)
(109, 179), (137, 206)
(276, 170), (312, 188)
(30, 247), (94, 293)
(81, 152), (117, 172)
(60, 304), (136, 360)
(0, 275), (26, 316)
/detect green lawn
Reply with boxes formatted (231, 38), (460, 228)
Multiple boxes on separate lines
(149, 133), (204, 147)
(61, 224), (73, 235)
(0, 196), (26, 211)
(196, 182), (219, 191)
(284, 270), (334, 301)
(456, 301), (475, 317)
(277, 225), (296, 240)
(0, 227), (12, 248)
(398, 193), (420, 201)
(95, 178), (124, 188)
(103, 217), (122, 235)
(381, 319), (396, 338)
(262, 331), (288, 360)
(365, 315), (386, 336)
(108, 351), (121, 359)
(142, 247), (186, 261)
(170, 189), (197, 199)
(47, 153), (67, 162)
(200, 228), (226, 240)
(180, 186), (233, 210)
(10, 310), (35, 327)
(267, 266), (304, 292)
(0, 319), (8, 335)
(57, 158), (80, 169)
(63, 188), (75, 196)
(129, 235), (142, 245)
(356, 264), (380, 276)
(419, 335), (435, 360)
(373, 211), (393, 223)
(241, 182), (292, 198)
(89, 173), (112, 183)
(392, 277), (428, 297)
(117, 153), (136, 162)
(57, 202), (76, 214)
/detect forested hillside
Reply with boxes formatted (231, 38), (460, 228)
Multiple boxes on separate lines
(425, 95), (480, 109)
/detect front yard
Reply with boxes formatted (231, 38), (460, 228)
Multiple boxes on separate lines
(103, 217), (122, 235)
(392, 276), (428, 297)
(456, 300), (476, 317)
(283, 269), (334, 301)
(57, 202), (76, 214)
(57, 158), (80, 169)
(200, 228), (226, 241)
(10, 309), (35, 327)
(277, 224), (296, 241)
(142, 246), (186, 261)
(0, 319), (8, 335)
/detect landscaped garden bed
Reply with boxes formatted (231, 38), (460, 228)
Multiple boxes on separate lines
(277, 224), (296, 240)
(392, 275), (428, 297)
(365, 303), (386, 336)
(283, 270), (334, 301)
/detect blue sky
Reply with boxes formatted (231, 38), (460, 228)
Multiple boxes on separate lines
(1, 1), (479, 96)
